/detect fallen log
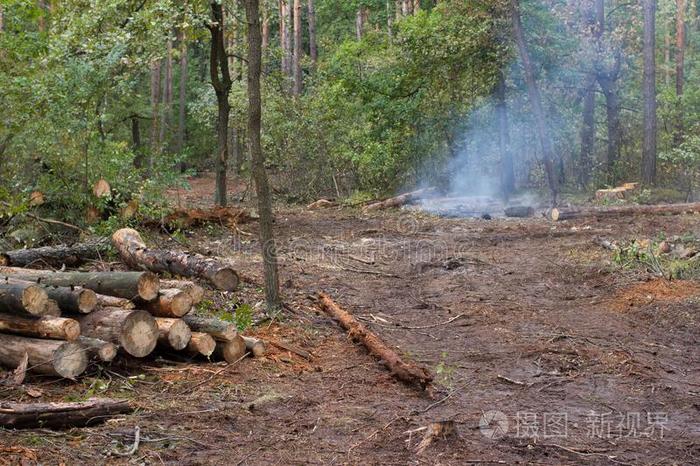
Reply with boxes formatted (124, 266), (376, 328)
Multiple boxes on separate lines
(214, 335), (247, 363)
(3, 277), (97, 314)
(181, 315), (236, 341)
(77, 308), (158, 358)
(317, 292), (433, 390)
(363, 187), (437, 212)
(504, 206), (535, 218)
(77, 336), (118, 362)
(0, 334), (88, 379)
(155, 317), (192, 350)
(95, 293), (135, 310)
(0, 313), (80, 341)
(0, 239), (110, 268)
(242, 336), (266, 358)
(160, 279), (204, 305)
(112, 228), (239, 291)
(0, 398), (132, 429)
(0, 268), (160, 301)
(0, 281), (49, 316)
(142, 289), (193, 318)
(548, 202), (700, 222)
(185, 332), (216, 357)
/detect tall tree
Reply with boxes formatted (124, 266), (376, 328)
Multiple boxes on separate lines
(262, 3), (270, 50)
(176, 28), (188, 157)
(209, 1), (233, 206)
(243, 0), (281, 310)
(356, 6), (368, 40)
(283, 0), (292, 76)
(292, 0), (302, 95)
(307, 0), (318, 64)
(510, 0), (559, 204)
(149, 60), (162, 175)
(675, 0), (686, 144)
(160, 37), (174, 148)
(0, 4), (5, 33)
(642, 0), (657, 185)
(496, 73), (515, 198)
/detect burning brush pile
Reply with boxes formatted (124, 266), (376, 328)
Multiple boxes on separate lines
(0, 228), (264, 381)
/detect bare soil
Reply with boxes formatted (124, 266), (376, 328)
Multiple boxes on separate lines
(1, 175), (700, 465)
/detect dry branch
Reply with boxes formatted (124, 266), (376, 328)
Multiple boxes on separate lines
(112, 228), (239, 291)
(0, 313), (80, 341)
(363, 187), (437, 212)
(0, 398), (131, 429)
(0, 333), (87, 378)
(317, 292), (433, 390)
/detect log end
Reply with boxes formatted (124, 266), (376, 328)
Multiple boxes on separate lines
(137, 272), (160, 302)
(78, 289), (98, 314)
(0, 254), (9, 266)
(215, 335), (247, 363)
(53, 342), (89, 379)
(211, 268), (239, 291)
(549, 208), (560, 222)
(97, 343), (118, 362)
(120, 310), (159, 358)
(168, 290), (194, 317)
(167, 319), (192, 350)
(243, 336), (266, 358)
(22, 286), (49, 316)
(61, 318), (81, 341)
(187, 332), (216, 357)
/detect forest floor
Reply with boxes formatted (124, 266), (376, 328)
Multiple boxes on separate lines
(1, 173), (700, 465)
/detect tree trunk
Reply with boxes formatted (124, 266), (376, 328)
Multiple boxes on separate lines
(642, 0), (658, 186)
(160, 37), (174, 148)
(579, 76), (596, 188)
(177, 28), (188, 158)
(510, 0), (559, 205)
(495, 73), (515, 198)
(0, 281), (49, 316)
(149, 60), (162, 175)
(283, 0), (293, 76)
(111, 228), (239, 291)
(155, 317), (192, 350)
(182, 315), (237, 341)
(0, 334), (87, 379)
(213, 335), (246, 363)
(143, 289), (193, 318)
(0, 313), (80, 341)
(262, 5), (270, 50)
(185, 331), (216, 357)
(0, 238), (110, 268)
(243, 336), (266, 357)
(292, 0), (303, 95)
(665, 19), (672, 87)
(131, 116), (143, 167)
(675, 0), (686, 144)
(0, 268), (160, 301)
(77, 308), (158, 358)
(548, 201), (700, 221)
(0, 398), (131, 429)
(210, 1), (233, 207)
(78, 336), (118, 362)
(245, 0), (282, 311)
(307, 0), (318, 64)
(356, 6), (368, 40)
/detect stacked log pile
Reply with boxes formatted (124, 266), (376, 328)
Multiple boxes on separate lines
(0, 236), (265, 380)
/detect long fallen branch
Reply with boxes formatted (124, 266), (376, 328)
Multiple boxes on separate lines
(548, 202), (700, 222)
(317, 292), (433, 390)
(0, 398), (132, 429)
(363, 187), (437, 213)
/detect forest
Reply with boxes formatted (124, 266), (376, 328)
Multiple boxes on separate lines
(1, 1), (700, 465)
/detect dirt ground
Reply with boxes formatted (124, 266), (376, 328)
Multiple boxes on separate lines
(1, 175), (700, 465)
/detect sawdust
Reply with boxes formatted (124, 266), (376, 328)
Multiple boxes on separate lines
(607, 278), (700, 312)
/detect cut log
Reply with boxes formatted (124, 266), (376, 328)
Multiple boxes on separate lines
(185, 332), (216, 357)
(112, 228), (239, 291)
(155, 317), (192, 350)
(548, 202), (700, 222)
(0, 280), (49, 316)
(143, 289), (192, 318)
(0, 313), (80, 341)
(41, 285), (97, 314)
(181, 315), (236, 341)
(77, 308), (158, 358)
(0, 398), (132, 429)
(0, 239), (110, 268)
(160, 279), (204, 305)
(77, 336), (118, 362)
(95, 293), (135, 310)
(242, 336), (266, 357)
(0, 268), (160, 301)
(363, 187), (438, 212)
(318, 292), (433, 390)
(504, 205), (535, 218)
(0, 333), (88, 378)
(214, 335), (247, 363)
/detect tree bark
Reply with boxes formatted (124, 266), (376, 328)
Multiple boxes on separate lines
(78, 336), (118, 362)
(131, 115), (143, 167)
(292, 0), (303, 95)
(0, 268), (160, 301)
(675, 0), (686, 144)
(642, 0), (658, 186)
(495, 73), (515, 198)
(77, 308), (158, 358)
(283, 0), (292, 76)
(185, 331), (216, 357)
(0, 281), (49, 316)
(214, 335), (247, 363)
(0, 334), (87, 379)
(210, 1), (233, 207)
(318, 293), (433, 389)
(182, 315), (236, 341)
(245, 0), (282, 310)
(111, 228), (239, 291)
(0, 239), (110, 268)
(548, 202), (700, 221)
(155, 317), (192, 350)
(510, 0), (559, 205)
(0, 398), (131, 429)
(0, 313), (80, 341)
(176, 28), (188, 158)
(149, 60), (162, 175)
(307, 0), (318, 64)
(143, 289), (193, 318)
